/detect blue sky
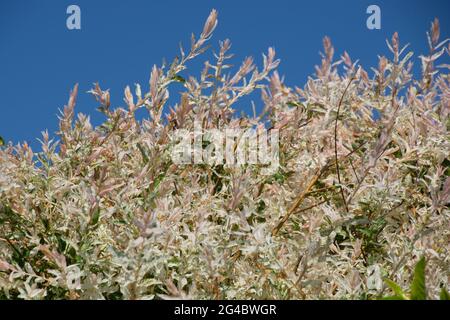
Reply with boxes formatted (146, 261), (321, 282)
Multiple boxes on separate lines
(0, 0), (449, 149)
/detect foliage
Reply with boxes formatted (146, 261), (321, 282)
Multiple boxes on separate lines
(0, 11), (449, 299)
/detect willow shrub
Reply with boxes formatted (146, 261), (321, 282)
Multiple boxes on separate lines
(0, 10), (449, 299)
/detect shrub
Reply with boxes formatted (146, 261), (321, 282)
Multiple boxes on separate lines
(0, 10), (449, 299)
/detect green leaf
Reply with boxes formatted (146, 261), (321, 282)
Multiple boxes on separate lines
(440, 287), (450, 300)
(90, 207), (101, 226)
(172, 75), (186, 83)
(286, 101), (301, 107)
(137, 143), (149, 164)
(385, 279), (407, 299)
(380, 295), (406, 300)
(410, 256), (427, 300)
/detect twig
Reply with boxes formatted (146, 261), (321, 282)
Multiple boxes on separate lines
(334, 77), (355, 214)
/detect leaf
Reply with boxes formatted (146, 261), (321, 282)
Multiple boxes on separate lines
(385, 279), (407, 299)
(410, 256), (427, 300)
(124, 86), (135, 111)
(440, 287), (450, 300)
(172, 75), (186, 83)
(400, 51), (414, 67)
(137, 143), (149, 164)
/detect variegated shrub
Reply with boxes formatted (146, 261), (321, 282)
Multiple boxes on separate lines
(0, 10), (449, 299)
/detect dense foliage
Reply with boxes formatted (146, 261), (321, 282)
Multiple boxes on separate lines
(0, 10), (449, 299)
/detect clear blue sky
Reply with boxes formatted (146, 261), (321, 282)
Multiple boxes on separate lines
(1, 0), (449, 149)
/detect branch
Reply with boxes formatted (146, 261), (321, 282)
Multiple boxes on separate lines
(334, 77), (355, 214)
